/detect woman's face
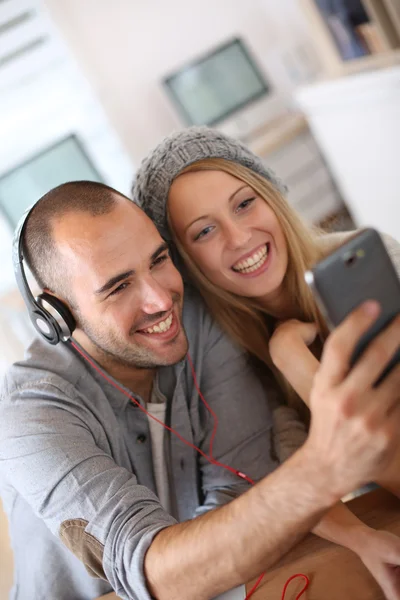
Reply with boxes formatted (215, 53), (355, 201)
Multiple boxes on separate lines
(168, 169), (288, 301)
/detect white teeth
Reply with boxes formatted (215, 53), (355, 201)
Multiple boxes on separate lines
(233, 245), (268, 273)
(144, 313), (173, 334)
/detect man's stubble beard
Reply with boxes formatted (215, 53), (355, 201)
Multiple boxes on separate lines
(75, 311), (188, 370)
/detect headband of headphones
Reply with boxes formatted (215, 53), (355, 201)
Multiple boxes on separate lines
(12, 205), (76, 345)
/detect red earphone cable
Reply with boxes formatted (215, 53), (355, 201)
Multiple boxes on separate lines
(69, 341), (308, 599)
(244, 573), (266, 599)
(186, 353), (255, 485)
(281, 574), (310, 600)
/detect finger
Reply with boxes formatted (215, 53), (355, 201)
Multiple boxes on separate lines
(380, 566), (400, 600)
(318, 301), (381, 388)
(339, 315), (400, 403)
(372, 402), (400, 468)
(386, 402), (400, 436)
(365, 363), (400, 426)
(299, 322), (318, 346)
(374, 568), (398, 600)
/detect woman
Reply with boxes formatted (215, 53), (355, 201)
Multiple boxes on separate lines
(133, 126), (400, 597)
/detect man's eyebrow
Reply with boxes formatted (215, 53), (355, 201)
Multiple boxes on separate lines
(94, 243), (169, 296)
(151, 241), (169, 262)
(94, 270), (135, 296)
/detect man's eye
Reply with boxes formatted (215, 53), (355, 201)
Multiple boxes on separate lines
(109, 282), (129, 297)
(236, 198), (256, 212)
(152, 253), (170, 267)
(194, 226), (214, 241)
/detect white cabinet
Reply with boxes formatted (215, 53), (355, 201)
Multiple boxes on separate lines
(296, 64), (400, 240)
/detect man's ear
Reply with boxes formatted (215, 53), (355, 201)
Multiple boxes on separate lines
(43, 287), (64, 302)
(40, 288), (77, 337)
(42, 288), (75, 315)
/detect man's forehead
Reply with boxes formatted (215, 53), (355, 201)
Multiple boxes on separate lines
(53, 201), (157, 242)
(52, 202), (163, 272)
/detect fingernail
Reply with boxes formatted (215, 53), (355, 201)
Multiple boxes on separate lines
(363, 300), (380, 316)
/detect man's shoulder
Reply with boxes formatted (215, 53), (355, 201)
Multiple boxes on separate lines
(182, 284), (227, 343)
(181, 284), (244, 364)
(182, 285), (213, 335)
(1, 336), (86, 403)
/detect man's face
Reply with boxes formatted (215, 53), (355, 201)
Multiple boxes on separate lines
(53, 197), (187, 369)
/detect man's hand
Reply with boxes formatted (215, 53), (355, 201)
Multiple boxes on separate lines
(144, 303), (400, 600)
(356, 529), (400, 600)
(305, 301), (400, 499)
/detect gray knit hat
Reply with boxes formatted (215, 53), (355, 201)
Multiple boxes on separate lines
(132, 126), (287, 240)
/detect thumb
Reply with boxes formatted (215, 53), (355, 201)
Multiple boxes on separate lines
(377, 531), (400, 562)
(297, 322), (318, 346)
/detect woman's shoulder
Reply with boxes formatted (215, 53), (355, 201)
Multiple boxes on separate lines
(319, 229), (400, 277)
(380, 232), (400, 277)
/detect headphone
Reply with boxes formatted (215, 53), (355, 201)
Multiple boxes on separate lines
(12, 205), (76, 345)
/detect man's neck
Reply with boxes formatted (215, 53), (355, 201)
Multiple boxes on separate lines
(102, 360), (156, 403)
(72, 332), (156, 403)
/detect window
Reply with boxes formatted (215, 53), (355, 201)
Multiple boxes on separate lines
(163, 38), (271, 126)
(0, 135), (103, 228)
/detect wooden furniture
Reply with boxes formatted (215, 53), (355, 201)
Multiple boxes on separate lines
(251, 488), (400, 599)
(300, 0), (400, 76)
(96, 489), (400, 600)
(244, 113), (348, 228)
(0, 500), (14, 600)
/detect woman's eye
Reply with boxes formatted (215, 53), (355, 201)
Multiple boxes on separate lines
(109, 282), (129, 297)
(236, 198), (256, 212)
(194, 226), (214, 241)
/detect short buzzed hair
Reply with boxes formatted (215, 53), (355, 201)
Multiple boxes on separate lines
(23, 180), (124, 303)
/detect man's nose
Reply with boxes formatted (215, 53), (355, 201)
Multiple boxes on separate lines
(139, 277), (173, 315)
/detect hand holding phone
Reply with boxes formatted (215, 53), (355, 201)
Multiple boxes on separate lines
(305, 228), (400, 382)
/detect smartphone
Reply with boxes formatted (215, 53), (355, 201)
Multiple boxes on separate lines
(305, 228), (400, 382)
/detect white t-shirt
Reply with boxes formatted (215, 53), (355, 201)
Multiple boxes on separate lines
(146, 379), (171, 513)
(147, 380), (246, 600)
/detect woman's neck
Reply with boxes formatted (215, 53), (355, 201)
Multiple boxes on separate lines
(257, 285), (301, 321)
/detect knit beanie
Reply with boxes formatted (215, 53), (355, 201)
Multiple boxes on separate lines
(132, 126), (287, 240)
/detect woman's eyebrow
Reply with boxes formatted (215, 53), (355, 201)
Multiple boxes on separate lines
(185, 185), (250, 232)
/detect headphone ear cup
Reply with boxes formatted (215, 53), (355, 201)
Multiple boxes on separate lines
(36, 293), (76, 342)
(30, 307), (61, 345)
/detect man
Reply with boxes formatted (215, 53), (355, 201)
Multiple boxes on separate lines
(1, 181), (400, 600)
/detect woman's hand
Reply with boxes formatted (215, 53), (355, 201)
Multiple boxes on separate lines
(269, 319), (318, 365)
(355, 528), (400, 600)
(271, 319), (318, 349)
(269, 320), (319, 405)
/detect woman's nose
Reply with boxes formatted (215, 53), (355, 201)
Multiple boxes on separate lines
(224, 221), (251, 250)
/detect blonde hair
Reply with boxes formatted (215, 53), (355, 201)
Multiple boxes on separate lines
(167, 158), (329, 408)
